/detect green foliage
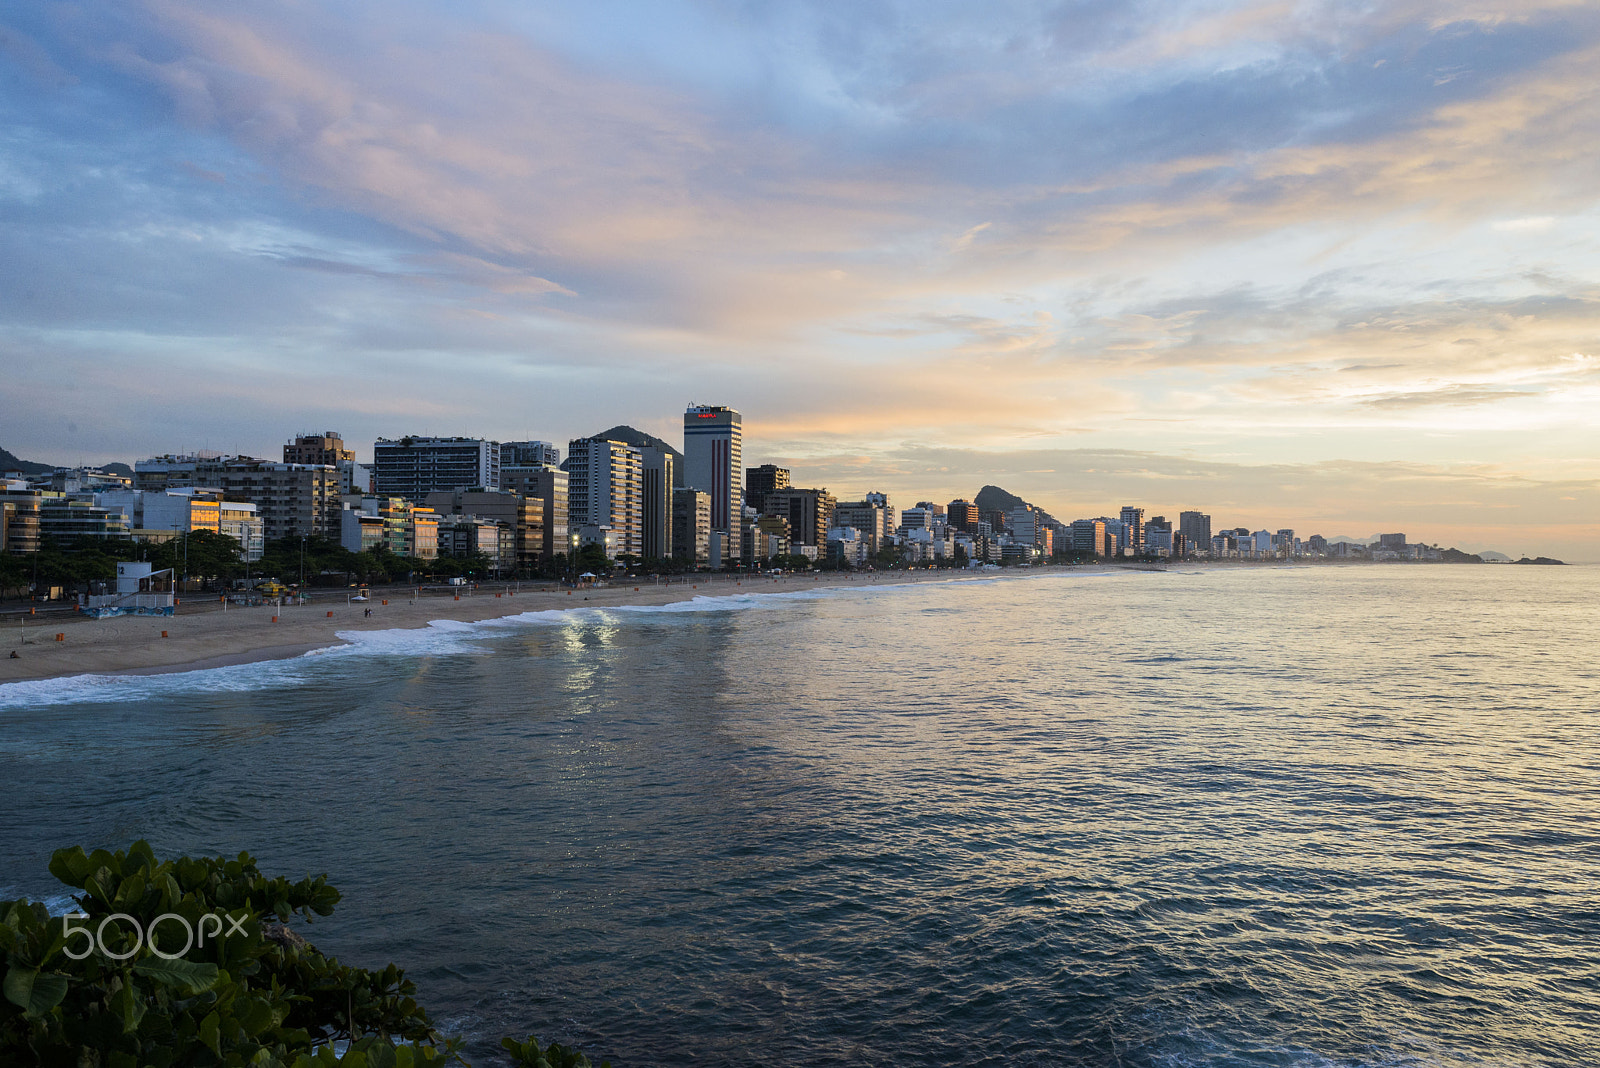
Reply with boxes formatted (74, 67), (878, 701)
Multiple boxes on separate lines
(571, 544), (610, 576)
(253, 538), (452, 588)
(1, 843), (607, 1067)
(0, 552), (30, 598)
(4, 538), (139, 596)
(501, 1036), (610, 1068)
(148, 530), (245, 582)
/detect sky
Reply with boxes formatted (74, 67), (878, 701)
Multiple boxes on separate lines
(1, 0), (1596, 558)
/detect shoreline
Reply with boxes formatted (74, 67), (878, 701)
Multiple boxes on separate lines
(0, 569), (1043, 687)
(4, 559), (1576, 688)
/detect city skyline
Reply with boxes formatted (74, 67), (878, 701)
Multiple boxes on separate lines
(1, 419), (1558, 562)
(2, 2), (1596, 559)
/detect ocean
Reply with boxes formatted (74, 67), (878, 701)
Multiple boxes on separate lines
(2, 565), (1597, 1067)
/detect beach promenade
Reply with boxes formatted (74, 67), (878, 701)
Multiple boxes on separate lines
(0, 570), (998, 685)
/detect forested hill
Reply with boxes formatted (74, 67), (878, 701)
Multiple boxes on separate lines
(974, 485), (1026, 514)
(975, 485), (1061, 526)
(0, 447), (131, 476)
(0, 447), (53, 476)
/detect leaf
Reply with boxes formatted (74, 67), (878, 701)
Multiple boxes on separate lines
(133, 956), (221, 995)
(48, 846), (92, 887)
(113, 976), (146, 1033)
(4, 967), (70, 1016)
(199, 1009), (221, 1055)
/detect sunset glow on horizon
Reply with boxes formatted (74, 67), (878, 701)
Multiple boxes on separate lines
(3, 1), (1597, 557)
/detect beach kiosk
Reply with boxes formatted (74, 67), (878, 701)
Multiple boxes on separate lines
(84, 562), (176, 619)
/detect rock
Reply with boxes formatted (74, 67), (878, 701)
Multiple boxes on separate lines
(262, 922), (311, 950)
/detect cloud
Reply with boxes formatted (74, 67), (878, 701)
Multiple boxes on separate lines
(1360, 385), (1536, 409)
(0, 0), (1597, 558)
(1493, 215), (1557, 231)
(950, 221), (990, 252)
(768, 443), (1600, 560)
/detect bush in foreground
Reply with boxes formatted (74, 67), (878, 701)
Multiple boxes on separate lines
(0, 842), (608, 1067)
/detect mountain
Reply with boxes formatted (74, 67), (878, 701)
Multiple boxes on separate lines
(1440, 548), (1484, 563)
(0, 448), (133, 478)
(1478, 550), (1511, 562)
(592, 425), (686, 488)
(0, 447), (55, 477)
(974, 485), (1027, 515)
(974, 485), (1064, 528)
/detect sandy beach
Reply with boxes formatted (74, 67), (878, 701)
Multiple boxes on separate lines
(0, 570), (1005, 686)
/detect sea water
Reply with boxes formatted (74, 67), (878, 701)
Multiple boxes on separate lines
(1, 566), (1597, 1067)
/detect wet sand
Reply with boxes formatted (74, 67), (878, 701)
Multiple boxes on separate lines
(0, 570), (1007, 685)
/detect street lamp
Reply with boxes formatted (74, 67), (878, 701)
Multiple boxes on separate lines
(570, 531), (580, 586)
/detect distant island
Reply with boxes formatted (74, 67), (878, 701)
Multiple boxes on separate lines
(1514, 556), (1567, 565)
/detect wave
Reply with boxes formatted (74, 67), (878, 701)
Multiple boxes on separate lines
(0, 588), (857, 710)
(0, 888), (81, 916)
(0, 655), (339, 711)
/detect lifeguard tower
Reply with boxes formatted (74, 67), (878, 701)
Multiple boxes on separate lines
(84, 562), (176, 619)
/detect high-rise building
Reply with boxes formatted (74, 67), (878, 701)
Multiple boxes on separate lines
(638, 446), (675, 560)
(761, 488), (836, 552)
(1144, 515), (1174, 554)
(1009, 505), (1041, 549)
(37, 496), (131, 543)
(749, 514), (792, 565)
(947, 499), (979, 532)
(683, 404), (742, 560)
(863, 491), (895, 532)
(501, 465), (568, 563)
(355, 497), (438, 558)
(97, 488), (220, 537)
(1069, 519), (1108, 557)
(1119, 506), (1145, 554)
(283, 432), (354, 466)
(132, 455), (337, 542)
(502, 440), (562, 467)
(218, 502), (264, 561)
(373, 437), (500, 501)
(425, 488), (544, 573)
(436, 515), (514, 573)
(672, 489), (711, 566)
(564, 437), (643, 559)
(745, 464), (790, 509)
(134, 453), (235, 492)
(834, 499), (891, 554)
(1095, 517), (1129, 554)
(219, 462), (342, 542)
(0, 486), (42, 553)
(1179, 511), (1211, 557)
(1379, 533), (1407, 551)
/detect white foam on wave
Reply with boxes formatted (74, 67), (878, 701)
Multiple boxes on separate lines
(0, 886), (80, 915)
(0, 654), (336, 711)
(0, 586), (856, 709)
